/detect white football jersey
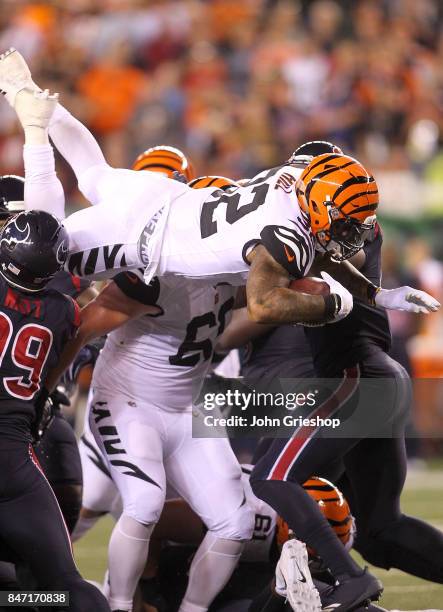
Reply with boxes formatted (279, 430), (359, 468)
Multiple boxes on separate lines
(149, 164), (316, 285)
(240, 465), (278, 563)
(92, 271), (236, 411)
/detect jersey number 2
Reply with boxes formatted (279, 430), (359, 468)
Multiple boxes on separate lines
(0, 312), (53, 400)
(200, 184), (269, 238)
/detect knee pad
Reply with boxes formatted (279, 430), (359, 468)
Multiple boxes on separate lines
(123, 484), (165, 525)
(207, 499), (255, 541)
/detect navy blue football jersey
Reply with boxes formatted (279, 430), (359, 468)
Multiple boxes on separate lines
(46, 271), (91, 299)
(305, 224), (391, 375)
(0, 276), (80, 442)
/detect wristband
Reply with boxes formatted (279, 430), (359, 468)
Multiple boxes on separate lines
(367, 283), (380, 306)
(323, 294), (341, 320)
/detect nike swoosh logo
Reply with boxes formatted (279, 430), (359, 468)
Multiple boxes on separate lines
(295, 560), (307, 583)
(284, 245), (295, 262)
(125, 273), (139, 285)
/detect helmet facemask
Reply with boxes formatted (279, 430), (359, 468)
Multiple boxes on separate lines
(316, 201), (376, 262)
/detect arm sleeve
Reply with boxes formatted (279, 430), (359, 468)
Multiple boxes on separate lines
(48, 103), (109, 205)
(113, 271), (161, 306)
(23, 144), (66, 219)
(260, 224), (314, 278)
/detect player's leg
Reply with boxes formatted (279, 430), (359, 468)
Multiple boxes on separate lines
(0, 443), (110, 611)
(90, 391), (166, 612)
(345, 352), (443, 583)
(250, 369), (384, 609)
(164, 412), (255, 612)
(72, 403), (122, 542)
(34, 412), (83, 533)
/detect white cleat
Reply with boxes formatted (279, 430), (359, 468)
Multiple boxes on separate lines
(14, 88), (59, 130)
(275, 539), (322, 612)
(0, 47), (41, 106)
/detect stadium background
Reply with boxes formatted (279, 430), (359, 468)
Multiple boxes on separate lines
(1, 0), (443, 608)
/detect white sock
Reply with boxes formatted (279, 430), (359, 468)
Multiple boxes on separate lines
(108, 514), (154, 612)
(23, 143), (65, 218)
(71, 514), (101, 543)
(49, 103), (108, 181)
(178, 533), (244, 612)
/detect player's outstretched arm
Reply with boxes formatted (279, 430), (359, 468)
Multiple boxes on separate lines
(313, 253), (440, 314)
(44, 281), (158, 391)
(246, 245), (352, 325)
(0, 48), (109, 204)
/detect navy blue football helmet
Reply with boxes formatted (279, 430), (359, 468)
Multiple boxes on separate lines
(0, 210), (69, 292)
(0, 175), (25, 222)
(288, 141), (343, 166)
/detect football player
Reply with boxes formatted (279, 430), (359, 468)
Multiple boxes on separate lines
(0, 173), (90, 535)
(0, 48), (439, 331)
(0, 209), (110, 611)
(218, 141), (443, 610)
(38, 148), (256, 612)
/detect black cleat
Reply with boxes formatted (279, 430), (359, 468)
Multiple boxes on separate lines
(321, 568), (383, 612)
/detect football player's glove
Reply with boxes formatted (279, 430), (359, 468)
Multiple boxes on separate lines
(375, 286), (440, 314)
(31, 387), (53, 443)
(31, 387), (71, 444)
(62, 342), (101, 388)
(320, 272), (353, 323)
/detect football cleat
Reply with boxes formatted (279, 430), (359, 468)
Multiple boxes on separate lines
(14, 88), (58, 131)
(296, 154), (378, 261)
(132, 145), (195, 181)
(320, 568), (383, 612)
(275, 539), (322, 612)
(0, 47), (40, 106)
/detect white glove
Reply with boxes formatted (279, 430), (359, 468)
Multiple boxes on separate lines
(375, 286), (440, 314)
(320, 272), (353, 322)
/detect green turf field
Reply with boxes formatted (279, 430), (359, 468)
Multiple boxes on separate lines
(74, 468), (443, 610)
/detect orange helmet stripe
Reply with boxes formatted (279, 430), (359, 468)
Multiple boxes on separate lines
(132, 146), (195, 180)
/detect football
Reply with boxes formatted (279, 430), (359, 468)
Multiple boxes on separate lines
(288, 276), (330, 296)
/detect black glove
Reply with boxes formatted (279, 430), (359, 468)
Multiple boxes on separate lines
(49, 387), (71, 411)
(61, 342), (101, 388)
(31, 387), (54, 444)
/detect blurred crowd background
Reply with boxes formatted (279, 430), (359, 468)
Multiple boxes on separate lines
(0, 0), (443, 446)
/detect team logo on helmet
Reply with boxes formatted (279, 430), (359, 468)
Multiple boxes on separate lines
(56, 239), (69, 265)
(1, 214), (30, 247)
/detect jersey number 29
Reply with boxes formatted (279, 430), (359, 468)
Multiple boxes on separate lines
(0, 312), (53, 400)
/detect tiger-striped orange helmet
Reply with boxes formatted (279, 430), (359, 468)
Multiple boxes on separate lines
(303, 476), (355, 551)
(296, 153), (378, 261)
(275, 477), (355, 553)
(132, 146), (195, 181)
(188, 175), (239, 191)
